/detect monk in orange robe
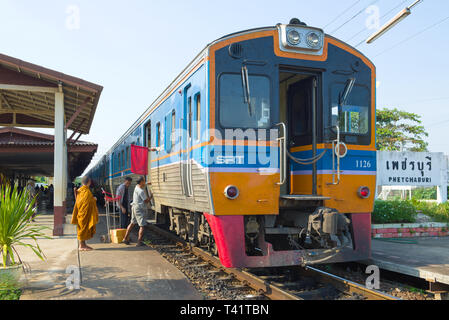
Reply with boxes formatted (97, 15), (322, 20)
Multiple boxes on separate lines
(71, 176), (99, 251)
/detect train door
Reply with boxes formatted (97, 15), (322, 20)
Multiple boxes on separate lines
(279, 70), (319, 196)
(181, 85), (193, 197)
(144, 121), (152, 184)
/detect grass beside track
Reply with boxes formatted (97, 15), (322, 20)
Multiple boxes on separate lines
(0, 289), (21, 300)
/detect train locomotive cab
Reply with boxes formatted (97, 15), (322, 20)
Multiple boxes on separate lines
(89, 19), (376, 270)
(206, 19), (376, 268)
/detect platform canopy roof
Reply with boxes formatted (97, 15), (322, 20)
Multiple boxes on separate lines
(0, 127), (97, 180)
(0, 53), (103, 134)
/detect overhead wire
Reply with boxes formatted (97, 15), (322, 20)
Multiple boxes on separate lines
(330, 0), (381, 34)
(324, 0), (362, 29)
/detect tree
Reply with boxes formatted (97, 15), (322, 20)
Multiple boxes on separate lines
(376, 108), (428, 152)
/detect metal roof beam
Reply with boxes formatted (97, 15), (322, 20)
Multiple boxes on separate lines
(67, 119), (86, 143)
(65, 97), (90, 129)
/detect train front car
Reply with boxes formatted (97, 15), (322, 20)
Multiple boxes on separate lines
(206, 20), (376, 268)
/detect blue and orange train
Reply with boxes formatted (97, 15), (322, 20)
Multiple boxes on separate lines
(88, 19), (377, 268)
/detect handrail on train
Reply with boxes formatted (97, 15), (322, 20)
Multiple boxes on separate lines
(275, 122), (287, 186)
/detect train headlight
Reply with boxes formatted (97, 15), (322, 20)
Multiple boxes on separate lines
(224, 185), (239, 200)
(358, 186), (371, 199)
(278, 24), (324, 55)
(306, 32), (321, 48)
(287, 29), (301, 45)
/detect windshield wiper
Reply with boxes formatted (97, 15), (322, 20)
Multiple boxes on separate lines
(339, 77), (356, 107)
(241, 65), (252, 116)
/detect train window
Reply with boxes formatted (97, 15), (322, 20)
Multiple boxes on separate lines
(171, 110), (176, 146)
(165, 112), (173, 152)
(118, 153), (121, 171)
(195, 94), (200, 140)
(144, 121), (151, 147)
(156, 122), (161, 147)
(121, 150), (125, 169)
(219, 73), (270, 128)
(188, 97), (192, 138)
(331, 83), (369, 135)
(126, 147), (129, 168)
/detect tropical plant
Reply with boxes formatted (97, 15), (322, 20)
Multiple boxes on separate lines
(0, 184), (49, 268)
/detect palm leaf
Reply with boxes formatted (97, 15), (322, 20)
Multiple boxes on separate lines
(0, 183), (50, 267)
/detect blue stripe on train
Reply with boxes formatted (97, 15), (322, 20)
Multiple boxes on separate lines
(147, 145), (376, 173)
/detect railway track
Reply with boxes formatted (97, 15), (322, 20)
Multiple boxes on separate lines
(145, 224), (399, 301)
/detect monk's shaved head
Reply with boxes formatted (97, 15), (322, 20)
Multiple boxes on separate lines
(82, 176), (91, 186)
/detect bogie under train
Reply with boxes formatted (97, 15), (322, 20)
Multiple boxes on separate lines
(89, 19), (376, 268)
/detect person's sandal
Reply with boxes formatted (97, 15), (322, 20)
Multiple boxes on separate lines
(122, 239), (130, 245)
(136, 242), (146, 247)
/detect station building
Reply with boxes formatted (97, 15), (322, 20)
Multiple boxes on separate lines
(0, 53), (102, 236)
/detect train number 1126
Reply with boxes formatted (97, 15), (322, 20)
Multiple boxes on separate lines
(356, 160), (372, 168)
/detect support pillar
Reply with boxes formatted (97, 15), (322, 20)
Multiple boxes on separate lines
(53, 90), (66, 236)
(437, 156), (448, 204)
(63, 127), (68, 217)
(437, 186), (447, 204)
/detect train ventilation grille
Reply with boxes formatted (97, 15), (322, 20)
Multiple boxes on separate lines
(228, 43), (243, 59)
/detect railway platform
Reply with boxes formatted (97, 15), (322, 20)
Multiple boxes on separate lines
(17, 206), (202, 300)
(364, 237), (449, 299)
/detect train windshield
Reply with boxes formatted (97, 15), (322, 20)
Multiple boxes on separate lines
(331, 83), (369, 135)
(219, 73), (271, 128)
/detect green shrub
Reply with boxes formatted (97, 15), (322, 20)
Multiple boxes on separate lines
(430, 202), (449, 223)
(373, 200), (449, 224)
(372, 200), (417, 224)
(412, 187), (437, 200)
(0, 289), (21, 300)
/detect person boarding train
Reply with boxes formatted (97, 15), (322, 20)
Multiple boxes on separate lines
(122, 176), (153, 247)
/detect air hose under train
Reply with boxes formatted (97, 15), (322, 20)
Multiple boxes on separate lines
(286, 149), (327, 166)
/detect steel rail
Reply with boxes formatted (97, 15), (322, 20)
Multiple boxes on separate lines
(301, 266), (399, 300)
(146, 224), (301, 300)
(146, 224), (398, 300)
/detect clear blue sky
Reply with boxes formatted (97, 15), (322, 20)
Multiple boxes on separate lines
(1, 0), (448, 173)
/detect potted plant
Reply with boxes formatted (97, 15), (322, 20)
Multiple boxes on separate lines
(0, 183), (49, 293)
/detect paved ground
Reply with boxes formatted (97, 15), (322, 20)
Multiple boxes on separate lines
(368, 237), (449, 286)
(17, 205), (202, 300)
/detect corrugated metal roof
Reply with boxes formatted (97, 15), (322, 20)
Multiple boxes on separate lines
(0, 127), (97, 147)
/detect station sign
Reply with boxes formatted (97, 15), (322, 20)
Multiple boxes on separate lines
(377, 151), (447, 187)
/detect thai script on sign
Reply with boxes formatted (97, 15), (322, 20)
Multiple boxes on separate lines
(385, 156), (432, 177)
(377, 152), (446, 187)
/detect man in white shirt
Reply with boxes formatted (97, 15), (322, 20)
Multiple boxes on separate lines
(122, 176), (151, 247)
